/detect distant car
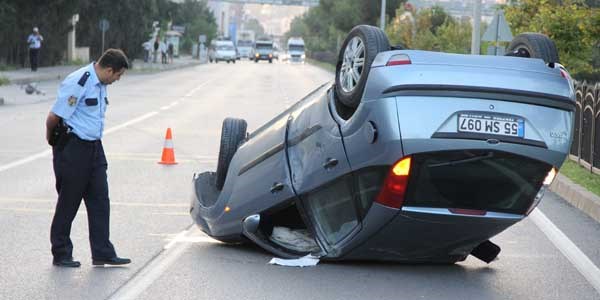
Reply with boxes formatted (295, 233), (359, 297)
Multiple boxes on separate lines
(287, 37), (305, 63)
(254, 39), (274, 63)
(191, 25), (575, 264)
(237, 40), (254, 59)
(209, 40), (236, 64)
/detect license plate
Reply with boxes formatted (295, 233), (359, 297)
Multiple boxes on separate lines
(458, 113), (524, 138)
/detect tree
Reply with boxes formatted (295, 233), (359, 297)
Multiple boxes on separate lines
(505, 0), (600, 74)
(244, 18), (266, 38)
(282, 0), (407, 63)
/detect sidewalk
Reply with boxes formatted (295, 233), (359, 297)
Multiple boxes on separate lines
(0, 55), (202, 85)
(0, 56), (203, 106)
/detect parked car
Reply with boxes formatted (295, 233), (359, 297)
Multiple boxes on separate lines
(190, 25), (575, 264)
(209, 40), (236, 64)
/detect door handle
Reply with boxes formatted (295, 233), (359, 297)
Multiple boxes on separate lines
(322, 158), (339, 169)
(270, 182), (285, 193)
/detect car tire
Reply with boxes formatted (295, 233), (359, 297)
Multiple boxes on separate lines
(215, 118), (248, 190)
(269, 59), (272, 63)
(506, 33), (559, 64)
(233, 60), (236, 64)
(335, 25), (390, 109)
(255, 59), (258, 63)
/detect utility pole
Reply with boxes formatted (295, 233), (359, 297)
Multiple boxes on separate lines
(470, 0), (482, 55)
(380, 0), (386, 31)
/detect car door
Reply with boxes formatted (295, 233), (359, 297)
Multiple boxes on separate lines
(221, 114), (296, 232)
(287, 92), (360, 251)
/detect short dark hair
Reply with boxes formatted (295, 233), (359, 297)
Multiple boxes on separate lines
(98, 49), (129, 71)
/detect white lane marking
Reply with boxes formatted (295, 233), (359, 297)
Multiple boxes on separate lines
(107, 226), (215, 300)
(0, 78), (215, 174)
(0, 150), (51, 173)
(0, 197), (189, 207)
(103, 112), (158, 135)
(531, 209), (600, 294)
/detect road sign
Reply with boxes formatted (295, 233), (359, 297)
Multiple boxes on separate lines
(482, 10), (513, 42)
(172, 25), (185, 34)
(99, 19), (110, 32)
(198, 35), (207, 43)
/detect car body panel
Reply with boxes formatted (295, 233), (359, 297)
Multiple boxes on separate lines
(190, 49), (575, 263)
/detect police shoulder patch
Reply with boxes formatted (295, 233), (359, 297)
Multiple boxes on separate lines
(77, 71), (90, 87)
(68, 96), (77, 106)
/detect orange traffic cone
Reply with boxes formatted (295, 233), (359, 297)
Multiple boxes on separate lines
(158, 128), (177, 165)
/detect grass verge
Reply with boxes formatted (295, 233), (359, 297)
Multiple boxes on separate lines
(306, 58), (335, 74)
(560, 159), (600, 197)
(0, 76), (10, 86)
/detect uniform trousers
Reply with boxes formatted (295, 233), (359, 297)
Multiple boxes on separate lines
(29, 48), (39, 71)
(51, 134), (116, 260)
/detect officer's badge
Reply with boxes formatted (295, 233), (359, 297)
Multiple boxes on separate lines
(68, 96), (76, 106)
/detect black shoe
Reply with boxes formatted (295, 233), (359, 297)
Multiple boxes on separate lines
(92, 257), (131, 266)
(53, 257), (81, 268)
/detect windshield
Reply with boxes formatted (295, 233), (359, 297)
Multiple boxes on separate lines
(238, 40), (253, 47)
(289, 45), (304, 52)
(256, 43), (272, 50)
(217, 45), (234, 51)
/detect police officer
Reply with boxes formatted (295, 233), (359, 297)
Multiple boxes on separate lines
(45, 49), (131, 267)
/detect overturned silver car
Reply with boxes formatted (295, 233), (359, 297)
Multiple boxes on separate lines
(190, 25), (575, 264)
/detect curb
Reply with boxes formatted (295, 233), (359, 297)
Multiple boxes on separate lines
(550, 173), (600, 223)
(4, 60), (204, 85)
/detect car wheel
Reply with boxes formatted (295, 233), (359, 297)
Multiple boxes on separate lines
(335, 25), (390, 109)
(227, 60), (231, 64)
(233, 60), (236, 64)
(269, 59), (272, 63)
(506, 33), (559, 64)
(215, 118), (247, 190)
(255, 59), (258, 63)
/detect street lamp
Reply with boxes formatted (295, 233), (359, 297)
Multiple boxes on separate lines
(380, 0), (386, 31)
(471, 0), (482, 55)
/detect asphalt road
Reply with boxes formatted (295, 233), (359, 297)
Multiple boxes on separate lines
(0, 60), (599, 300)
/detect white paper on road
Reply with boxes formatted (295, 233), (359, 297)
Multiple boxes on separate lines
(269, 255), (320, 267)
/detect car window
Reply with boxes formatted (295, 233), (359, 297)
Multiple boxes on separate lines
(304, 174), (358, 246)
(405, 150), (552, 214)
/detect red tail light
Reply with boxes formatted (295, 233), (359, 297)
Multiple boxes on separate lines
(386, 54), (411, 66)
(376, 157), (411, 209)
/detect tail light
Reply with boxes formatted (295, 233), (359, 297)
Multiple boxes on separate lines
(525, 167), (557, 215)
(386, 54), (411, 66)
(376, 156), (411, 209)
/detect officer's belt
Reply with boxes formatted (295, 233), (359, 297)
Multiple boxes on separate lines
(68, 133), (100, 144)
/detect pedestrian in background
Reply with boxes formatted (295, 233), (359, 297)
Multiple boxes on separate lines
(27, 27), (43, 71)
(45, 49), (131, 268)
(160, 40), (168, 64)
(168, 42), (174, 64)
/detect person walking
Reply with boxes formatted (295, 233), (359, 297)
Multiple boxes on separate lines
(27, 27), (44, 71)
(45, 49), (131, 268)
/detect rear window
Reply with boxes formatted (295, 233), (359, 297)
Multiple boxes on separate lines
(404, 150), (552, 214)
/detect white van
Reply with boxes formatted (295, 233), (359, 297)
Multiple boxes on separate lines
(209, 40), (236, 64)
(287, 37), (305, 63)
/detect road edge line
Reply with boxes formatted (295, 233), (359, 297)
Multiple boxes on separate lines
(531, 209), (600, 294)
(106, 224), (194, 300)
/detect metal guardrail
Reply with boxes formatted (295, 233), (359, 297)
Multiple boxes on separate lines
(570, 81), (600, 174)
(213, 0), (319, 6)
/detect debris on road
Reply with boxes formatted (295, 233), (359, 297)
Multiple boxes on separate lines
(268, 254), (320, 267)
